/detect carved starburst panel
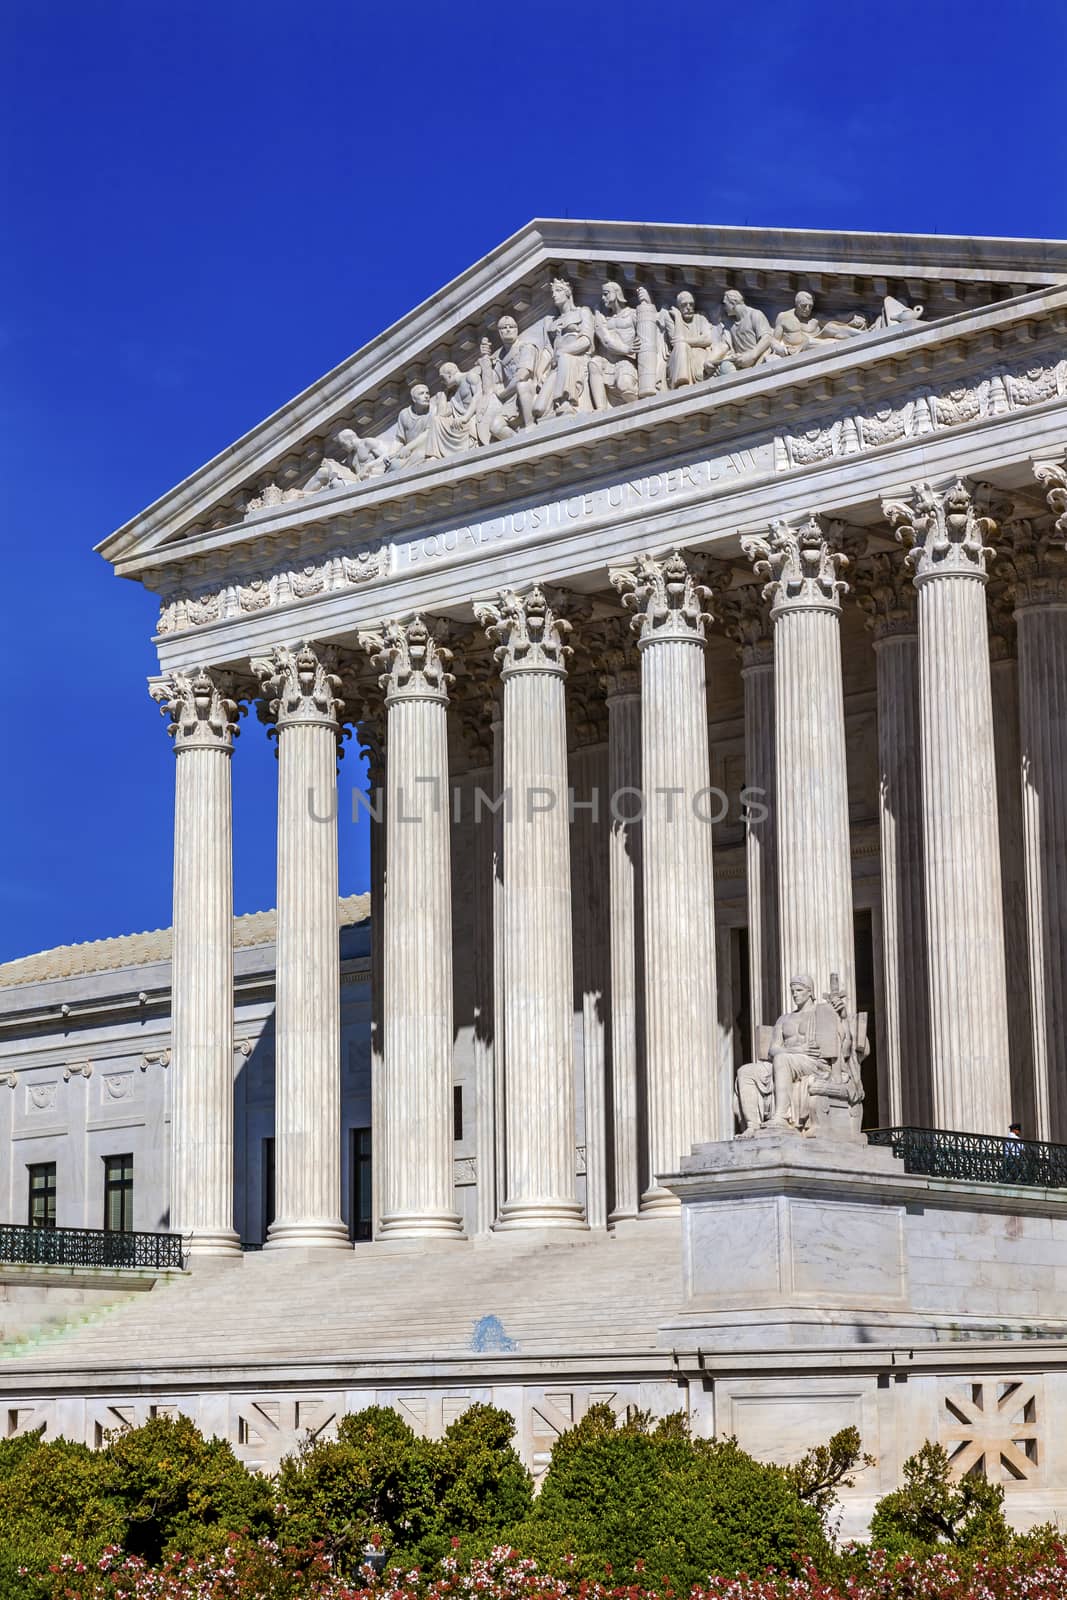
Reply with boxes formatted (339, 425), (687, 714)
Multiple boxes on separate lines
(941, 1379), (1040, 1484)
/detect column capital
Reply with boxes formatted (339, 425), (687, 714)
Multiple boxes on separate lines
(1000, 508), (1067, 613)
(609, 549), (712, 647)
(474, 585), (572, 677)
(852, 549), (918, 641)
(358, 615), (454, 705)
(150, 667), (241, 752)
(882, 480), (997, 583)
(741, 514), (850, 616)
(252, 641), (345, 731)
(1033, 455), (1067, 540)
(717, 581), (774, 666)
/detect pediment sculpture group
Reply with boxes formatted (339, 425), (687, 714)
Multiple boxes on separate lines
(735, 972), (870, 1143)
(246, 277), (924, 515)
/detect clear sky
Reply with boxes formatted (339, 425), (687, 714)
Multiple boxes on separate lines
(1, 0), (1064, 964)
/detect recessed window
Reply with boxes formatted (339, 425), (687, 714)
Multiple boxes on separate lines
(453, 1085), (463, 1142)
(262, 1137), (275, 1242)
(28, 1163), (56, 1230)
(351, 1127), (372, 1241)
(103, 1155), (134, 1234)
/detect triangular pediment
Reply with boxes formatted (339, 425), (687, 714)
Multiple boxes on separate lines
(99, 219), (1067, 580)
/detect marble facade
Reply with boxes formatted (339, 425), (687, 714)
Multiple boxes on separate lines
(4, 220), (1067, 1527)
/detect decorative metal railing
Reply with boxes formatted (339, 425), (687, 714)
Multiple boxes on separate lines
(868, 1126), (1067, 1189)
(0, 1223), (184, 1271)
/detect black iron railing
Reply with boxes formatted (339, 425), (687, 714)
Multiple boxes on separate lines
(0, 1223), (184, 1271)
(868, 1127), (1067, 1188)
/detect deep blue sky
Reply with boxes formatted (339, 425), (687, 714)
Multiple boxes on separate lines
(1, 0), (1064, 963)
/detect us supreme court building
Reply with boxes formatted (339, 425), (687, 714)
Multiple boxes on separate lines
(2, 221), (1067, 1529)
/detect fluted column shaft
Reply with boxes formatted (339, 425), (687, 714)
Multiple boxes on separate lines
(872, 628), (931, 1125)
(476, 588), (584, 1229)
(741, 645), (779, 1032)
(1017, 594), (1067, 1138)
(612, 551), (720, 1208)
(775, 607), (854, 1000)
(254, 643), (348, 1249)
(383, 698), (462, 1234)
(151, 670), (240, 1257)
(990, 641), (1035, 1133)
(885, 483), (1012, 1134)
(605, 673), (642, 1220)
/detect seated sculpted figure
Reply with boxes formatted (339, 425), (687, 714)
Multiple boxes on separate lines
(658, 290), (732, 387)
(735, 973), (866, 1139)
(535, 276), (596, 418)
(590, 279), (640, 410)
(303, 428), (391, 494)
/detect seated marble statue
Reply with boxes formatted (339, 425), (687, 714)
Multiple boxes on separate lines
(659, 290), (732, 387)
(735, 973), (866, 1139)
(590, 280), (640, 410)
(535, 276), (596, 418)
(480, 315), (540, 434)
(721, 288), (774, 369)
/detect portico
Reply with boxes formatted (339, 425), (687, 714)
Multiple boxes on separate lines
(107, 221), (1067, 1255)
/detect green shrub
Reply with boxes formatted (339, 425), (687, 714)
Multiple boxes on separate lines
(867, 1440), (1013, 1559)
(277, 1402), (532, 1574)
(0, 1428), (120, 1596)
(498, 1404), (831, 1587)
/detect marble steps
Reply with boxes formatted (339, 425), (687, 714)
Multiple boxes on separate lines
(2, 1229), (681, 1371)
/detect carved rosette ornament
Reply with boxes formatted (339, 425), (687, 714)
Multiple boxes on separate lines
(150, 668), (241, 751)
(851, 550), (918, 639)
(740, 516), (849, 615)
(609, 549), (712, 646)
(474, 585), (572, 676)
(883, 480), (997, 583)
(358, 616), (454, 705)
(252, 641), (346, 730)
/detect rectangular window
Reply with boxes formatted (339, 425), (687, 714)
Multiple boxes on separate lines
(351, 1127), (372, 1241)
(103, 1154), (134, 1234)
(28, 1162), (56, 1230)
(453, 1085), (463, 1142)
(262, 1137), (275, 1242)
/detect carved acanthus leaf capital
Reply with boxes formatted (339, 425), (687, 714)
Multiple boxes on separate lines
(851, 550), (918, 639)
(740, 515), (849, 614)
(716, 581), (774, 663)
(609, 549), (712, 646)
(357, 615), (454, 704)
(474, 585), (573, 676)
(1033, 456), (1067, 541)
(252, 641), (346, 732)
(150, 667), (242, 751)
(882, 480), (997, 582)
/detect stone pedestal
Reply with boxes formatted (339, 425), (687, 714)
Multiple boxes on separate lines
(476, 588), (585, 1230)
(885, 483), (1012, 1135)
(253, 643), (349, 1250)
(150, 670), (242, 1258)
(611, 552), (722, 1209)
(360, 619), (463, 1239)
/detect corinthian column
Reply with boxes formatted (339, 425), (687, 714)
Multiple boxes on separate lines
(610, 551), (721, 1205)
(474, 587), (584, 1229)
(741, 517), (855, 1005)
(883, 482), (1011, 1134)
(150, 669), (241, 1257)
(252, 642), (349, 1249)
(1015, 459), (1067, 1139)
(720, 585), (779, 1037)
(853, 552), (932, 1126)
(602, 642), (643, 1221)
(358, 618), (463, 1237)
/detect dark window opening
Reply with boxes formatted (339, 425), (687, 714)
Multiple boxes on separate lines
(28, 1162), (57, 1230)
(351, 1127), (372, 1241)
(262, 1137), (275, 1242)
(103, 1155), (134, 1234)
(453, 1085), (463, 1142)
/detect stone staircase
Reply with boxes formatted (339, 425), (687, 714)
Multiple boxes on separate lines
(0, 1221), (683, 1376)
